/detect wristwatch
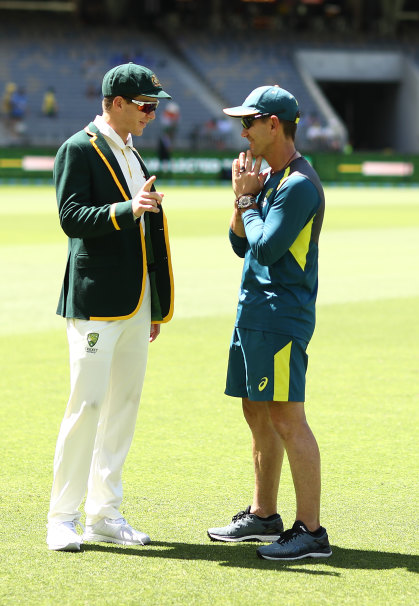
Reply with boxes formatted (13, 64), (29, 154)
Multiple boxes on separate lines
(237, 194), (256, 209)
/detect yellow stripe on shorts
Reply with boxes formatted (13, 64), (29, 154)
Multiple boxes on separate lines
(273, 341), (292, 402)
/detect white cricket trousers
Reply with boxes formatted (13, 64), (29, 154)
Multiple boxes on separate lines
(48, 278), (151, 526)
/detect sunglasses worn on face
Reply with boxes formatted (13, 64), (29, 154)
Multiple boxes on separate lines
(128, 99), (159, 114)
(241, 113), (270, 129)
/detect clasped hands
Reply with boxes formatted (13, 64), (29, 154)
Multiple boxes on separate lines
(232, 150), (266, 203)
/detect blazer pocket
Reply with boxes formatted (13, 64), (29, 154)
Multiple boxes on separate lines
(75, 254), (119, 269)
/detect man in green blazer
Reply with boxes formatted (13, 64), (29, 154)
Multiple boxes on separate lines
(47, 63), (174, 552)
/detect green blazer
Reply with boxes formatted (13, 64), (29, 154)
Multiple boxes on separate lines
(54, 122), (174, 323)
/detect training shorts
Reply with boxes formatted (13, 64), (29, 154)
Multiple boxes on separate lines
(225, 327), (308, 403)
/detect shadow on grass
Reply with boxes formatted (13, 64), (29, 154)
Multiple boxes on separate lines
(82, 542), (419, 575)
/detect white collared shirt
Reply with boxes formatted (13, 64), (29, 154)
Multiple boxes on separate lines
(92, 115), (150, 294)
(93, 115), (146, 198)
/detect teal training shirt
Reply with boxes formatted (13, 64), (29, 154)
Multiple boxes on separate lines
(229, 156), (325, 343)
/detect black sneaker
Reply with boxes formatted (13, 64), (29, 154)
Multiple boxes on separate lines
(257, 520), (332, 560)
(207, 506), (284, 542)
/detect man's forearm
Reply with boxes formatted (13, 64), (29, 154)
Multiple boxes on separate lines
(230, 207), (246, 237)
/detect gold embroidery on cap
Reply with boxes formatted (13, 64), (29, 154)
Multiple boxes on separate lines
(151, 74), (161, 88)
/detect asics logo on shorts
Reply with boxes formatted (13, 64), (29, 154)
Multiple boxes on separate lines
(258, 377), (268, 391)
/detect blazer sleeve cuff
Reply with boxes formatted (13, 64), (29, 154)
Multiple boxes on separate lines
(110, 200), (136, 230)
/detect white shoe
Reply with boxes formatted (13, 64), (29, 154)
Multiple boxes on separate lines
(47, 520), (84, 551)
(83, 517), (151, 546)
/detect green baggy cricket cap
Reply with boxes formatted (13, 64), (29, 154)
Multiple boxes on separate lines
(102, 62), (171, 99)
(223, 85), (299, 123)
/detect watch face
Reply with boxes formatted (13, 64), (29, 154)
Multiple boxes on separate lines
(238, 196), (255, 209)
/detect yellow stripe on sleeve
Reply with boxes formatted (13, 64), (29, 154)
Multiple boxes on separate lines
(273, 341), (292, 402)
(110, 203), (121, 231)
(289, 216), (314, 271)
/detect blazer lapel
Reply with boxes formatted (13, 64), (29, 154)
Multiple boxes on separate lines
(131, 147), (150, 179)
(84, 122), (131, 201)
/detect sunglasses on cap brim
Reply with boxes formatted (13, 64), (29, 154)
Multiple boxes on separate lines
(127, 99), (159, 114)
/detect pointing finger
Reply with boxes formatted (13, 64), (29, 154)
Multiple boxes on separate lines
(142, 175), (156, 192)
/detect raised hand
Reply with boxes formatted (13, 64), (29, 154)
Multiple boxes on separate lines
(132, 176), (164, 218)
(232, 150), (266, 198)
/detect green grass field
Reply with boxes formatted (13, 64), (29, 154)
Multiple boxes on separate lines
(0, 184), (418, 605)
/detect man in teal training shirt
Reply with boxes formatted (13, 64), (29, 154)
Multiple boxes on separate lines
(207, 85), (331, 561)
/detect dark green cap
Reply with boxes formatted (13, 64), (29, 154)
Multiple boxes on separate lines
(224, 85), (299, 123)
(102, 62), (171, 99)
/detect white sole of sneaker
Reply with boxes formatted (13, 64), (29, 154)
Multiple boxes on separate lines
(258, 550), (332, 560)
(48, 542), (81, 552)
(83, 534), (150, 546)
(208, 533), (281, 542)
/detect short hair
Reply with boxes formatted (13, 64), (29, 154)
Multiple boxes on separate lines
(103, 96), (115, 112)
(103, 96), (134, 112)
(261, 112), (300, 141)
(281, 112), (300, 141)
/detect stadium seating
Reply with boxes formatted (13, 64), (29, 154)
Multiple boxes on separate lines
(0, 15), (212, 149)
(0, 14), (322, 149)
(0, 14), (416, 152)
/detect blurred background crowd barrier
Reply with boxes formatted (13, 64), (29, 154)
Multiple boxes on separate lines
(0, 0), (418, 183)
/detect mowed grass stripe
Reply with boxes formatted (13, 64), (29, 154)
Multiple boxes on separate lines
(1, 186), (419, 245)
(1, 225), (418, 335)
(0, 297), (417, 605)
(0, 184), (418, 606)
